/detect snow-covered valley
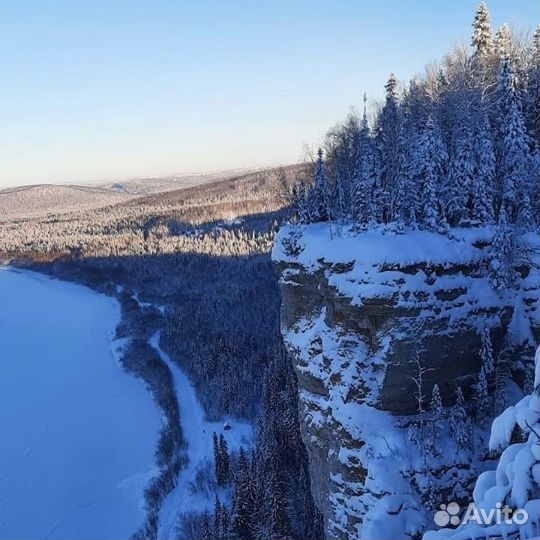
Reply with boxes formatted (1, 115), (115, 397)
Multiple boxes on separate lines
(0, 268), (161, 539)
(150, 332), (253, 539)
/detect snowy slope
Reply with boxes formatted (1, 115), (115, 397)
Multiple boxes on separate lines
(150, 332), (252, 539)
(0, 268), (161, 539)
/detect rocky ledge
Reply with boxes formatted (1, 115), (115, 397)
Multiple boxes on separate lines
(272, 223), (538, 539)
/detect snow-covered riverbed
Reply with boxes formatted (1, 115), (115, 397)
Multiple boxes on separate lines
(0, 268), (161, 539)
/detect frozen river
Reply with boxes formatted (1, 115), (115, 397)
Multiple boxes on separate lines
(0, 268), (161, 539)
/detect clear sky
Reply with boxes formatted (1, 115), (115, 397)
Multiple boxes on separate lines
(0, 0), (537, 187)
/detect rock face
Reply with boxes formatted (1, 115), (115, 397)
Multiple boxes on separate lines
(272, 224), (539, 540)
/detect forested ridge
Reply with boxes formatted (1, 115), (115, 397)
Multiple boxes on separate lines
(294, 2), (538, 241)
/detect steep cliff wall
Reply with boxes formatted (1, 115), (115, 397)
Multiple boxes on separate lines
(272, 223), (539, 539)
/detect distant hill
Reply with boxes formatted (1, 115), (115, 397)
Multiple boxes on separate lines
(0, 184), (131, 220)
(95, 169), (265, 196)
(0, 167), (299, 220)
(0, 169), (278, 220)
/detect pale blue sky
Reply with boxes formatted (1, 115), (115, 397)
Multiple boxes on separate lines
(0, 0), (537, 186)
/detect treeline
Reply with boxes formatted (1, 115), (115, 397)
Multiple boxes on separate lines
(294, 2), (539, 235)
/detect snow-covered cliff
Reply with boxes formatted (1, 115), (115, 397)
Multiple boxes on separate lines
(272, 223), (539, 539)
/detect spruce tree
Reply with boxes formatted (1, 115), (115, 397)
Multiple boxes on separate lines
(450, 387), (472, 451)
(220, 507), (230, 540)
(479, 326), (495, 376)
(415, 117), (447, 231)
(394, 120), (412, 227)
(445, 121), (473, 225)
(230, 447), (254, 540)
(490, 206), (514, 289)
(292, 179), (309, 223)
(495, 59), (531, 223)
(501, 99), (530, 221)
(379, 73), (401, 221)
(352, 106), (376, 228)
(426, 384), (444, 457)
(474, 367), (491, 427)
(214, 495), (223, 539)
(430, 384), (444, 422)
(213, 432), (222, 485)
(471, 1), (493, 62)
(308, 148), (332, 222)
(218, 434), (231, 485)
(517, 193), (534, 232)
(257, 469), (291, 540)
(472, 113), (495, 222)
(524, 25), (540, 138)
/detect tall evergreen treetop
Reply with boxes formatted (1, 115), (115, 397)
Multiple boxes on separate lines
(471, 2), (493, 59)
(307, 148), (332, 222)
(379, 73), (402, 221)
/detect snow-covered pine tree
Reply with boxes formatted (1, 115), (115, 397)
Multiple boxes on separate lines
(474, 367), (491, 427)
(485, 349), (540, 534)
(494, 23), (511, 60)
(471, 112), (495, 222)
(213, 432), (222, 485)
(479, 325), (495, 376)
(517, 193), (535, 232)
(496, 59), (531, 223)
(296, 464), (323, 540)
(219, 507), (230, 540)
(415, 116), (447, 231)
(425, 383), (444, 457)
(213, 495), (223, 539)
(213, 432), (231, 487)
(450, 387), (472, 451)
(471, 1), (493, 63)
(524, 25), (540, 139)
(230, 447), (254, 540)
(307, 148), (332, 222)
(292, 179), (309, 223)
(501, 100), (530, 221)
(256, 469), (292, 540)
(378, 73), (401, 222)
(218, 434), (230, 485)
(497, 56), (534, 223)
(352, 111), (376, 229)
(425, 349), (540, 540)
(490, 205), (515, 289)
(445, 120), (473, 225)
(393, 120), (412, 228)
